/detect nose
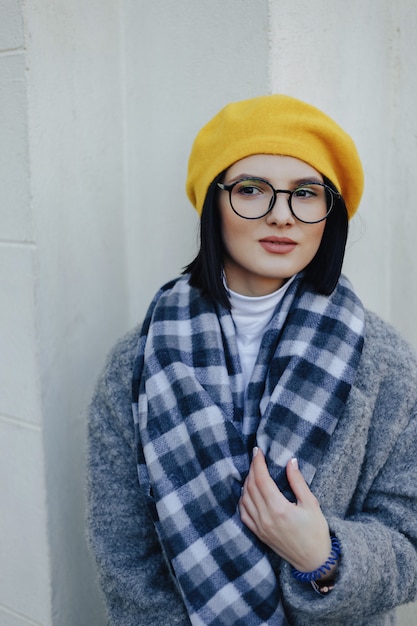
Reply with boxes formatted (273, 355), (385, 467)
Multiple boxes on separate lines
(265, 191), (295, 226)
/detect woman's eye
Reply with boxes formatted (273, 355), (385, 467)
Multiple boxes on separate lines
(293, 185), (317, 199)
(235, 180), (267, 196)
(238, 185), (259, 195)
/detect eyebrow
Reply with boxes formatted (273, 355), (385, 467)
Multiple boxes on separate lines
(225, 173), (324, 186)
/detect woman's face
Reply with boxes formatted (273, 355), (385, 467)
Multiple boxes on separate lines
(219, 154), (327, 296)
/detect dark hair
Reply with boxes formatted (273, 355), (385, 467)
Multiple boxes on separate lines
(183, 172), (349, 309)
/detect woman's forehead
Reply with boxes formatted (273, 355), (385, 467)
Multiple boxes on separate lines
(225, 154), (323, 182)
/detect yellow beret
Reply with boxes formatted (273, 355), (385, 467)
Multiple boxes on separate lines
(186, 94), (364, 219)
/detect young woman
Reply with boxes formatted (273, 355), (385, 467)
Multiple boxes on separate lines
(87, 95), (417, 625)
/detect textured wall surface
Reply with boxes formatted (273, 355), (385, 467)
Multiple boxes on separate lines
(1, 0), (125, 624)
(0, 1), (52, 623)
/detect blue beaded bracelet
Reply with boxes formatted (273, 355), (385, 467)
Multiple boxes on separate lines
(291, 536), (341, 583)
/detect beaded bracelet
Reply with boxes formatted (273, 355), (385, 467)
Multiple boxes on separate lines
(291, 536), (341, 583)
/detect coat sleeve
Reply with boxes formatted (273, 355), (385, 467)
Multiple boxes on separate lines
(279, 315), (417, 625)
(280, 404), (417, 625)
(87, 327), (189, 626)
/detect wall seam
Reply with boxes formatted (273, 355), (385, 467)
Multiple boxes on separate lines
(0, 412), (42, 431)
(19, 1), (55, 624)
(0, 239), (36, 247)
(0, 602), (44, 626)
(0, 48), (25, 57)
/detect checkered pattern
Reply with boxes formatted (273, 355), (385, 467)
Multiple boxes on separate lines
(132, 274), (364, 625)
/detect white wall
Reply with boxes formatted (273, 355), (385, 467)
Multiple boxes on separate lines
(0, 1), (52, 623)
(1, 0), (125, 624)
(26, 0), (128, 622)
(387, 3), (417, 351)
(1, 1), (416, 624)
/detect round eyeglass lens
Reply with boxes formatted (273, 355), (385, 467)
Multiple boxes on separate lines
(290, 183), (332, 223)
(229, 179), (274, 219)
(229, 179), (333, 223)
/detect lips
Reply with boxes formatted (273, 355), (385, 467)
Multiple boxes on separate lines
(259, 237), (297, 254)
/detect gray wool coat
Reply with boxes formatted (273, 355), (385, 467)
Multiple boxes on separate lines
(87, 310), (417, 625)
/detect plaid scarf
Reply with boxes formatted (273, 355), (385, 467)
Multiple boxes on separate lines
(132, 273), (364, 625)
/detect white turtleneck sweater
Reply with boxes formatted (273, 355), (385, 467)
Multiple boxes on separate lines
(228, 276), (296, 394)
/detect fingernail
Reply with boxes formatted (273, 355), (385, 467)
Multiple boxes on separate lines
(252, 446), (259, 458)
(291, 457), (298, 470)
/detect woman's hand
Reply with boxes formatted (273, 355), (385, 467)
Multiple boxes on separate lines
(239, 448), (336, 578)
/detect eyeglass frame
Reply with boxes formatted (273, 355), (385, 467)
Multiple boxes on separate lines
(217, 177), (340, 224)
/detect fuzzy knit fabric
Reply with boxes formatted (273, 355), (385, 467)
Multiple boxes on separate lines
(87, 309), (417, 625)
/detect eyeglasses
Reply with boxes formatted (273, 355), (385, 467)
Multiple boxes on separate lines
(217, 177), (339, 224)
